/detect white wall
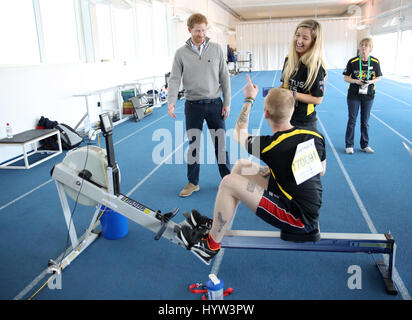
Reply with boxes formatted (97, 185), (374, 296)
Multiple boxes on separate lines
(169, 0), (238, 53)
(236, 18), (358, 71)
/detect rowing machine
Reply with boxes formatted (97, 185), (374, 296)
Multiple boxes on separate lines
(50, 113), (397, 296)
(222, 230), (397, 295)
(179, 212), (397, 295)
(50, 113), (183, 272)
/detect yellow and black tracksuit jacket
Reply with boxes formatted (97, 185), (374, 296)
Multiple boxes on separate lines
(281, 57), (327, 125)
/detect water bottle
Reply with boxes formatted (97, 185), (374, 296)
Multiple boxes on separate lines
(206, 274), (224, 300)
(6, 123), (13, 139)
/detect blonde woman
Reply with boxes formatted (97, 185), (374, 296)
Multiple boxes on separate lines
(280, 19), (327, 130)
(343, 37), (382, 154)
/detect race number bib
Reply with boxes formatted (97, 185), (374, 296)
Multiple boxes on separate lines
(291, 138), (323, 185)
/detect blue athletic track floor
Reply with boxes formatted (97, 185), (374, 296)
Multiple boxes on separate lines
(0, 70), (411, 302)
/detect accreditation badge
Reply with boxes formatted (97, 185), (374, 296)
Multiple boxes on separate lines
(292, 138), (323, 185)
(359, 85), (369, 95)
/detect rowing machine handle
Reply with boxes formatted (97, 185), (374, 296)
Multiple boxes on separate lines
(154, 208), (179, 240)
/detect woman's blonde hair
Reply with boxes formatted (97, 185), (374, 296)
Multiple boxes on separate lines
(282, 19), (325, 91)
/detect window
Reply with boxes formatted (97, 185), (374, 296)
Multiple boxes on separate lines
(94, 3), (114, 61)
(135, 2), (153, 60)
(0, 0), (40, 65)
(373, 30), (412, 79)
(398, 30), (412, 78)
(152, 1), (168, 58)
(113, 7), (136, 61)
(372, 32), (397, 76)
(39, 0), (80, 63)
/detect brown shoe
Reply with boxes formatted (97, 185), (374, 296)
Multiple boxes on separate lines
(179, 183), (200, 197)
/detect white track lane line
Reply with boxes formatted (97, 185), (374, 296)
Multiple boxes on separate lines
(370, 113), (412, 145)
(375, 90), (412, 108)
(0, 179), (53, 212)
(321, 81), (411, 300)
(327, 81), (412, 145)
(381, 78), (412, 91)
(327, 69), (412, 108)
(403, 142), (412, 156)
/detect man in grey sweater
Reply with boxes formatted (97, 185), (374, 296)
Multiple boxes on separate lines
(167, 13), (231, 197)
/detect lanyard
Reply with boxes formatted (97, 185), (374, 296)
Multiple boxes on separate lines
(359, 56), (370, 80)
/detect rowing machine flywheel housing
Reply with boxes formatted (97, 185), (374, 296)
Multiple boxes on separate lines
(61, 146), (120, 206)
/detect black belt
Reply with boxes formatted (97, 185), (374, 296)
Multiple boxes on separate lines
(187, 98), (221, 104)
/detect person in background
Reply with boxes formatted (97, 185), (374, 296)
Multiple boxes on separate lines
(280, 19), (327, 131)
(343, 37), (382, 154)
(167, 13), (231, 197)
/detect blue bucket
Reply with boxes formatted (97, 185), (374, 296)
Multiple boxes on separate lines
(99, 206), (128, 240)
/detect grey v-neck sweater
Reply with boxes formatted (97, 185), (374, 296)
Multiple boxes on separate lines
(167, 37), (231, 106)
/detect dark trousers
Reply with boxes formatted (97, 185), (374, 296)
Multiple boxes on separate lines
(345, 97), (374, 148)
(185, 98), (231, 185)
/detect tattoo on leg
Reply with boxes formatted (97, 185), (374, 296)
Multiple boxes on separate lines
(217, 211), (227, 233)
(246, 181), (255, 192)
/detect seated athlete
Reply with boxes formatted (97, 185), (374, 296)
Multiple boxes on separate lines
(177, 74), (327, 265)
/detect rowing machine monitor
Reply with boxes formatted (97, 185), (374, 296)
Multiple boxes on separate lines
(99, 112), (113, 135)
(99, 113), (120, 196)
